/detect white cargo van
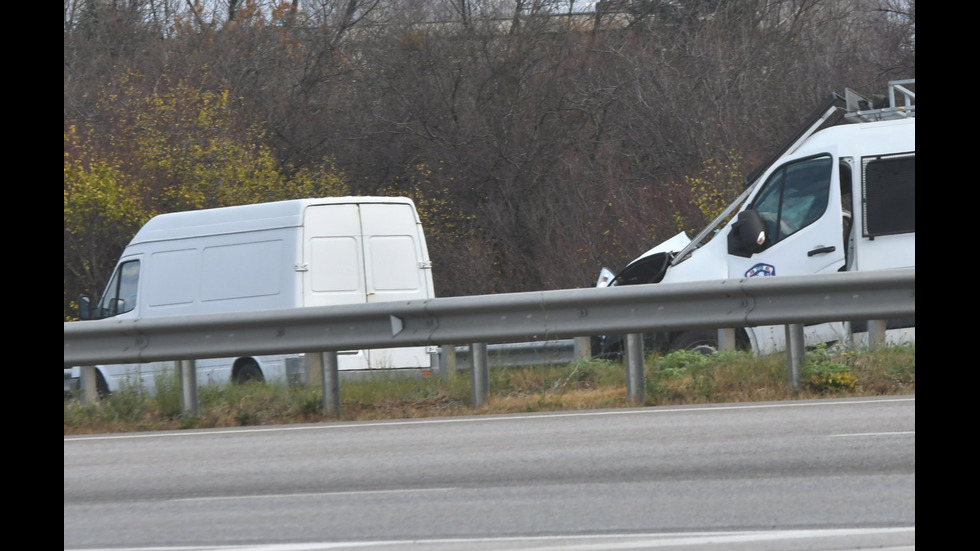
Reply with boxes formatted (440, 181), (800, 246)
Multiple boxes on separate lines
(595, 79), (915, 357)
(69, 196), (436, 396)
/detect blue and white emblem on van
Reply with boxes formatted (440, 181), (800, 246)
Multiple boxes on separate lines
(745, 263), (776, 277)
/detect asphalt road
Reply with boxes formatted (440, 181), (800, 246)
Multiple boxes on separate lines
(64, 396), (915, 550)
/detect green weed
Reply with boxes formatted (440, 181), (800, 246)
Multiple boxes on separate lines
(803, 343), (858, 393)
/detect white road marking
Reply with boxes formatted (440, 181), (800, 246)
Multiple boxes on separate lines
(63, 527), (916, 551)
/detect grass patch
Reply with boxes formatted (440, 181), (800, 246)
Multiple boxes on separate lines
(64, 344), (914, 435)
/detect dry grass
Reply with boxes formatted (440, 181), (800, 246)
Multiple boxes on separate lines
(64, 343), (914, 435)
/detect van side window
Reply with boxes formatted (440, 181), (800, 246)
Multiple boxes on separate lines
(750, 155), (832, 247)
(97, 260), (140, 317)
(863, 153), (915, 237)
(840, 160), (854, 229)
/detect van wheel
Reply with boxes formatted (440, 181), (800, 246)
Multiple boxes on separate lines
(672, 330), (719, 355)
(234, 360), (265, 385)
(592, 333), (659, 359)
(95, 370), (110, 399)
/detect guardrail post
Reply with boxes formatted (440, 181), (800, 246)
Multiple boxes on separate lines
(717, 328), (736, 352)
(441, 345), (457, 380)
(179, 360), (198, 417)
(625, 333), (645, 404)
(321, 351), (341, 419)
(80, 365), (98, 403)
(841, 321), (854, 351)
(573, 336), (592, 361)
(868, 320), (887, 350)
(306, 352), (323, 388)
(470, 342), (489, 408)
(785, 324), (805, 388)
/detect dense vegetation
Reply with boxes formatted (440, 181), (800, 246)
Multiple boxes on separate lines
(64, 343), (914, 434)
(64, 0), (915, 317)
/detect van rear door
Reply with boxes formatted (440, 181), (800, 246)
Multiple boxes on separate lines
(303, 201), (433, 371)
(303, 203), (367, 308)
(359, 202), (433, 304)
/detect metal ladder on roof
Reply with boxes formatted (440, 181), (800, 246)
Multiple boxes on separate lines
(843, 79), (915, 123)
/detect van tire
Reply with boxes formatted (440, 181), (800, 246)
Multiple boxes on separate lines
(95, 370), (110, 399)
(671, 330), (720, 355)
(234, 360), (265, 385)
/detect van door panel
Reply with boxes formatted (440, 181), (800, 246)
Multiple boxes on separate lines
(304, 202), (432, 370)
(304, 204), (366, 306)
(145, 249), (196, 309)
(358, 202), (432, 369)
(727, 155), (846, 280)
(727, 154), (847, 354)
(201, 240), (284, 302)
(367, 235), (421, 292)
(359, 202), (428, 302)
(310, 236), (363, 292)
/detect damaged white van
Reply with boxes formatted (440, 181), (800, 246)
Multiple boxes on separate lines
(594, 79), (915, 357)
(69, 196), (437, 396)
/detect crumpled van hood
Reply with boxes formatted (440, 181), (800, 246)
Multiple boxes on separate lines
(598, 232), (692, 287)
(630, 232), (692, 263)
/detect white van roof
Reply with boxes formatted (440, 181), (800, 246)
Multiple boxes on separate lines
(793, 116), (915, 160)
(129, 196), (418, 245)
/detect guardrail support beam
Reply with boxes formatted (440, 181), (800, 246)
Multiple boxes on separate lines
(785, 324), (805, 388)
(625, 333), (645, 404)
(80, 365), (98, 404)
(306, 351), (323, 388)
(574, 336), (592, 361)
(868, 320), (887, 350)
(841, 321), (854, 350)
(470, 343), (489, 408)
(321, 351), (341, 419)
(180, 360), (198, 417)
(718, 328), (736, 352)
(441, 345), (457, 380)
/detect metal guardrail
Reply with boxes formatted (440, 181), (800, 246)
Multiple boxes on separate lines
(64, 268), (915, 411)
(449, 340), (579, 370)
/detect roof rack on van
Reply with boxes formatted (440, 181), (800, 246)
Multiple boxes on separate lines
(843, 79), (915, 123)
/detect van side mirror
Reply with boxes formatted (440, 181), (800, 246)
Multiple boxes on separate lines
(728, 209), (768, 258)
(78, 296), (92, 320)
